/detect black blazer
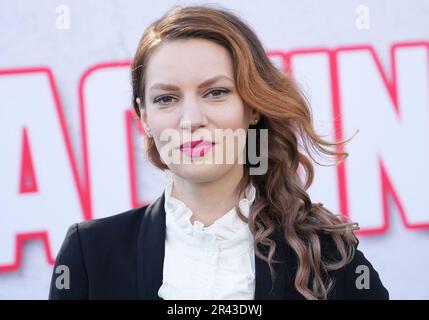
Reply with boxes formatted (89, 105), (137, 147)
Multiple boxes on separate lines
(49, 192), (389, 300)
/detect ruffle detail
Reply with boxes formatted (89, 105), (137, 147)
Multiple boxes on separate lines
(163, 170), (256, 250)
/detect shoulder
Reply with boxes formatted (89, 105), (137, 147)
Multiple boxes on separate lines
(319, 233), (389, 300)
(75, 204), (149, 242)
(56, 203), (151, 266)
(49, 200), (160, 299)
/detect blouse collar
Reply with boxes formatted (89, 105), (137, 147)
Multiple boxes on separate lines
(163, 170), (256, 247)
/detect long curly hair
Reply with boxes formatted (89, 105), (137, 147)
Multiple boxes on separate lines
(131, 4), (359, 299)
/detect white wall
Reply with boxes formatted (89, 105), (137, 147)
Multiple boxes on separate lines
(0, 0), (428, 299)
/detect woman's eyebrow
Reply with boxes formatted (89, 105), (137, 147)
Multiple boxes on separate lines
(148, 75), (233, 92)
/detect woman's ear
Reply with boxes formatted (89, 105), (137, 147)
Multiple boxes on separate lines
(140, 111), (152, 137)
(136, 97), (152, 137)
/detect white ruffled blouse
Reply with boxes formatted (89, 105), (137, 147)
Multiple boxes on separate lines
(157, 170), (257, 300)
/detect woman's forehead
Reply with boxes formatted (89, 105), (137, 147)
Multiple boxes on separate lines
(145, 38), (234, 85)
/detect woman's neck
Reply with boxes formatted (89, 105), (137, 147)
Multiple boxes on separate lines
(170, 165), (246, 227)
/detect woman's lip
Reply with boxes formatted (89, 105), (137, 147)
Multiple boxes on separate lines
(180, 140), (214, 149)
(180, 142), (215, 158)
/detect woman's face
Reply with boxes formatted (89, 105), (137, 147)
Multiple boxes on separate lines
(141, 38), (259, 183)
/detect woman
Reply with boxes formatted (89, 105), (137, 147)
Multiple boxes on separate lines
(49, 4), (389, 300)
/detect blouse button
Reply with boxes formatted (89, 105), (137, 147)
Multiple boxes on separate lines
(204, 248), (214, 256)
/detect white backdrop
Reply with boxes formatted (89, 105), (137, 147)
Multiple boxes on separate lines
(1, 0), (429, 299)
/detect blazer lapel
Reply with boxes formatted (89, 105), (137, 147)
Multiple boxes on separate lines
(137, 192), (166, 300)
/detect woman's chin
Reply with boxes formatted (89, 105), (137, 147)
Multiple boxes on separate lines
(170, 163), (233, 183)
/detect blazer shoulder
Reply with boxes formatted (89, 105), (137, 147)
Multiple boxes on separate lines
(320, 233), (389, 300)
(49, 203), (152, 299)
(76, 204), (149, 240)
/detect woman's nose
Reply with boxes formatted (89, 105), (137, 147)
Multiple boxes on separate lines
(179, 98), (208, 131)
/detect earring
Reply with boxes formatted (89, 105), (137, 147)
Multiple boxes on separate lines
(253, 119), (258, 124)
(145, 127), (152, 138)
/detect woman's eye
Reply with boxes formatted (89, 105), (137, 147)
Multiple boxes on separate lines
(153, 89), (230, 105)
(205, 88), (230, 98)
(153, 95), (177, 105)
